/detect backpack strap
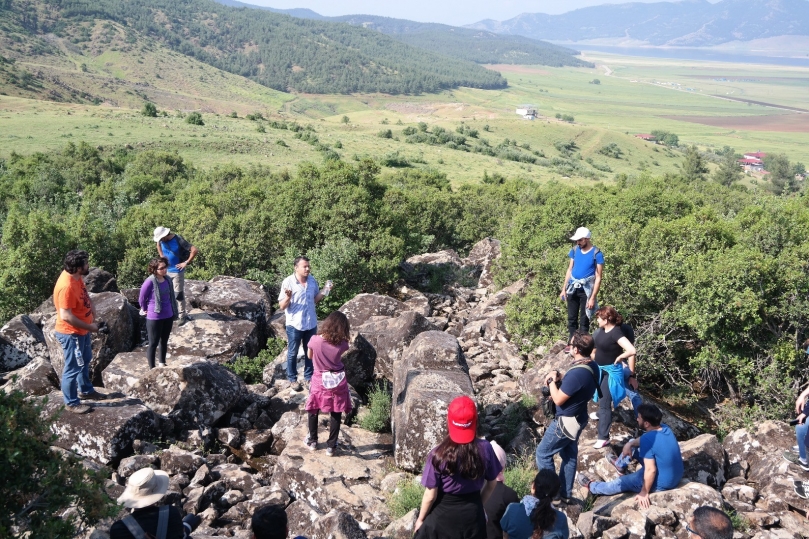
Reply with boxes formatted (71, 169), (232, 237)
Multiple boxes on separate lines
(592, 246), (601, 264)
(121, 515), (149, 539)
(156, 505), (169, 539)
(568, 363), (603, 399)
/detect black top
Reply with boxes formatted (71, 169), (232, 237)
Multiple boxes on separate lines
(109, 506), (185, 539)
(483, 482), (519, 539)
(593, 326), (626, 366)
(620, 323), (635, 345)
(557, 360), (600, 423)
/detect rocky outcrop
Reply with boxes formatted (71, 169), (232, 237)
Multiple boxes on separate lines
(84, 267), (120, 293)
(0, 314), (49, 371)
(679, 433), (727, 488)
(393, 330), (473, 472)
(167, 311), (259, 363)
(339, 293), (410, 328)
(102, 352), (203, 395)
(193, 276), (274, 344)
(309, 510), (368, 539)
(129, 360), (246, 430)
(358, 311), (437, 380)
(462, 237), (501, 289)
(340, 333), (377, 391)
(1, 356), (58, 396)
(41, 391), (161, 465)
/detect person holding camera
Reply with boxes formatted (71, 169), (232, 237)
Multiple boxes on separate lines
(535, 331), (600, 505)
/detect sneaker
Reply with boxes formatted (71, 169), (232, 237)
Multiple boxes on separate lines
(178, 316), (190, 327)
(795, 482), (809, 499)
(593, 439), (610, 449)
(589, 412), (599, 421)
(326, 446), (334, 457)
(78, 391), (108, 400)
(794, 445), (800, 453)
(158, 362), (167, 368)
(305, 437), (317, 451)
(606, 451), (628, 475)
(784, 451), (803, 465)
(552, 496), (572, 506)
(67, 404), (92, 414)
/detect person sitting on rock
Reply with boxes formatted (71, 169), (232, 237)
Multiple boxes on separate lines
(500, 468), (569, 539)
(414, 395), (502, 539)
(579, 403), (683, 509)
(110, 467), (200, 539)
(304, 311), (351, 457)
(785, 343), (809, 474)
(687, 506), (733, 539)
(483, 441), (518, 539)
(251, 504), (307, 539)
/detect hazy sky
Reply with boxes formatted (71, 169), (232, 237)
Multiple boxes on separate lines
(248, 0), (722, 26)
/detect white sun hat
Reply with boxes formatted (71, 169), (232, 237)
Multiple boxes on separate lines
(153, 226), (171, 242)
(117, 467), (170, 509)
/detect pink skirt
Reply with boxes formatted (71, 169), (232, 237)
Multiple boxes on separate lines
(305, 372), (352, 413)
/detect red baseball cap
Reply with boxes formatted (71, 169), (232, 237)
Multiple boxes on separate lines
(447, 396), (477, 444)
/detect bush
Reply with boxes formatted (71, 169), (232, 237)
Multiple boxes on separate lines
(185, 112), (204, 125)
(226, 338), (286, 384)
(256, 124), (265, 133)
(246, 112), (265, 121)
(229, 111), (238, 118)
(598, 143), (623, 159)
(504, 452), (536, 499)
(377, 129), (393, 139)
(0, 390), (118, 537)
(387, 479), (425, 519)
(358, 383), (392, 432)
(141, 102), (157, 117)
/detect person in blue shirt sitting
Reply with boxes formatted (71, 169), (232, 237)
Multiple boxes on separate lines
(578, 403), (684, 508)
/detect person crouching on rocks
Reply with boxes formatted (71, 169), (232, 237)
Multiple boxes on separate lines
(138, 257), (178, 369)
(414, 395), (502, 539)
(304, 311), (351, 456)
(110, 467), (200, 539)
(500, 468), (569, 539)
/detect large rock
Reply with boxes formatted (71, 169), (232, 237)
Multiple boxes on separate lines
(601, 482), (723, 523)
(83, 267), (119, 293)
(167, 311), (260, 363)
(194, 276), (273, 343)
(102, 352), (202, 395)
(1, 356), (58, 396)
(129, 360), (246, 430)
(679, 434), (727, 488)
(358, 311), (438, 380)
(462, 238), (501, 289)
(41, 391), (161, 465)
(341, 333), (377, 391)
(393, 331), (474, 472)
(0, 314), (49, 371)
(45, 292), (137, 384)
(405, 250), (463, 267)
(339, 293), (410, 328)
(309, 510), (368, 539)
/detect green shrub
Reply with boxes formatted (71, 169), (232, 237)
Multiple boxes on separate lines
(503, 453), (536, 499)
(229, 111), (238, 118)
(256, 124), (265, 133)
(185, 112), (204, 125)
(141, 102), (157, 117)
(377, 129), (393, 139)
(358, 383), (392, 432)
(387, 479), (425, 518)
(227, 338), (286, 384)
(0, 390), (118, 537)
(246, 112), (265, 121)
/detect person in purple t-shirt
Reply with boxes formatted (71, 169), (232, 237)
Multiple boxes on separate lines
(304, 311), (351, 456)
(414, 396), (502, 539)
(138, 257), (178, 369)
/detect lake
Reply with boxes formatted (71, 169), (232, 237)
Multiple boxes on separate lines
(560, 44), (809, 67)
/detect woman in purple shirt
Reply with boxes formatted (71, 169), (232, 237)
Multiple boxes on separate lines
(414, 396), (502, 539)
(304, 311), (352, 456)
(138, 257), (178, 369)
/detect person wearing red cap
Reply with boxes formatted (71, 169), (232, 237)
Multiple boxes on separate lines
(414, 396), (502, 539)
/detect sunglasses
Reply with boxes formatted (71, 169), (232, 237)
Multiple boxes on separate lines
(686, 525), (700, 537)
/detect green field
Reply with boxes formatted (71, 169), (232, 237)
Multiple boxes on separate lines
(2, 50), (808, 185)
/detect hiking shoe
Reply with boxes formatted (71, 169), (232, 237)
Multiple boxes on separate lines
(67, 404), (92, 414)
(305, 437), (317, 451)
(593, 439), (610, 449)
(577, 474), (593, 491)
(795, 482), (809, 499)
(178, 316), (190, 327)
(158, 362), (167, 368)
(606, 451), (628, 475)
(78, 391), (108, 400)
(552, 496), (572, 506)
(783, 451), (809, 471)
(326, 446), (334, 457)
(589, 412), (599, 421)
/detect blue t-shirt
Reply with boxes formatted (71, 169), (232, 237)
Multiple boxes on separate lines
(638, 425), (684, 491)
(568, 246), (604, 280)
(161, 237), (184, 273)
(556, 360), (599, 423)
(500, 502), (569, 539)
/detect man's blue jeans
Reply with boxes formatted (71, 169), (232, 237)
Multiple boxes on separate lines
(56, 331), (94, 406)
(589, 468), (645, 496)
(623, 363), (642, 416)
(797, 422), (809, 461)
(285, 325), (316, 382)
(536, 417), (583, 499)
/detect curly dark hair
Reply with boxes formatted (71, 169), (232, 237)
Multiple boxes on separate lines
(319, 311), (350, 345)
(595, 305), (623, 326)
(147, 257), (169, 276)
(430, 435), (484, 481)
(63, 250), (89, 274)
(251, 504), (287, 539)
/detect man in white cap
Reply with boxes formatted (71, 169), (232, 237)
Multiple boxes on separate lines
(154, 227), (198, 326)
(560, 226), (603, 353)
(110, 467), (199, 538)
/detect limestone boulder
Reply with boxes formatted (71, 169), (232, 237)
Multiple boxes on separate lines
(84, 267), (119, 293)
(679, 434), (727, 488)
(102, 351), (201, 396)
(358, 311), (438, 380)
(462, 237), (501, 289)
(129, 360), (246, 430)
(309, 510), (368, 539)
(194, 276), (273, 343)
(1, 356), (59, 396)
(167, 311), (259, 363)
(162, 446), (206, 476)
(339, 293), (410, 328)
(406, 250), (463, 267)
(41, 391), (160, 465)
(45, 292), (137, 384)
(383, 509), (417, 539)
(0, 314), (49, 371)
(604, 482), (723, 523)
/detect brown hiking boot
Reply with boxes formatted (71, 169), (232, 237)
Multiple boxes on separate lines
(67, 404), (92, 414)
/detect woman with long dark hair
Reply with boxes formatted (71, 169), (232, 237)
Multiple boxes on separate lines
(500, 469), (569, 539)
(138, 256), (178, 369)
(304, 311), (352, 457)
(414, 396), (502, 539)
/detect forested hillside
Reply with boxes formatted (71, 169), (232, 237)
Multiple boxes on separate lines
(0, 0), (507, 94)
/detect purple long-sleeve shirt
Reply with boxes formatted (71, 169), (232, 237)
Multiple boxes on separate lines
(139, 278), (174, 320)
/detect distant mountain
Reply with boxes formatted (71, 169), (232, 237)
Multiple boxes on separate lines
(468, 0), (809, 47)
(210, 0), (590, 67)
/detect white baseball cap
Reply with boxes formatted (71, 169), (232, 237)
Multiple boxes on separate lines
(153, 226), (171, 242)
(569, 227), (591, 241)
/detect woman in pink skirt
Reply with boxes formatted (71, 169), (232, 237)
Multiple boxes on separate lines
(304, 311), (352, 456)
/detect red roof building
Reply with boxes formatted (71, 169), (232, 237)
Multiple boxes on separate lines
(744, 152), (767, 160)
(635, 134), (656, 141)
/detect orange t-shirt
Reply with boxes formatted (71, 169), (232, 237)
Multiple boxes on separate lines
(54, 270), (93, 335)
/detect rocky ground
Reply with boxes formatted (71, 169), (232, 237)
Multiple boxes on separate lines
(2, 238), (809, 538)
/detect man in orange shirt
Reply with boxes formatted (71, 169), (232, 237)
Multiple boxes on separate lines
(53, 250), (107, 414)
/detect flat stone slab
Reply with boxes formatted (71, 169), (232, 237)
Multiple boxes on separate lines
(168, 311), (259, 363)
(102, 351), (205, 395)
